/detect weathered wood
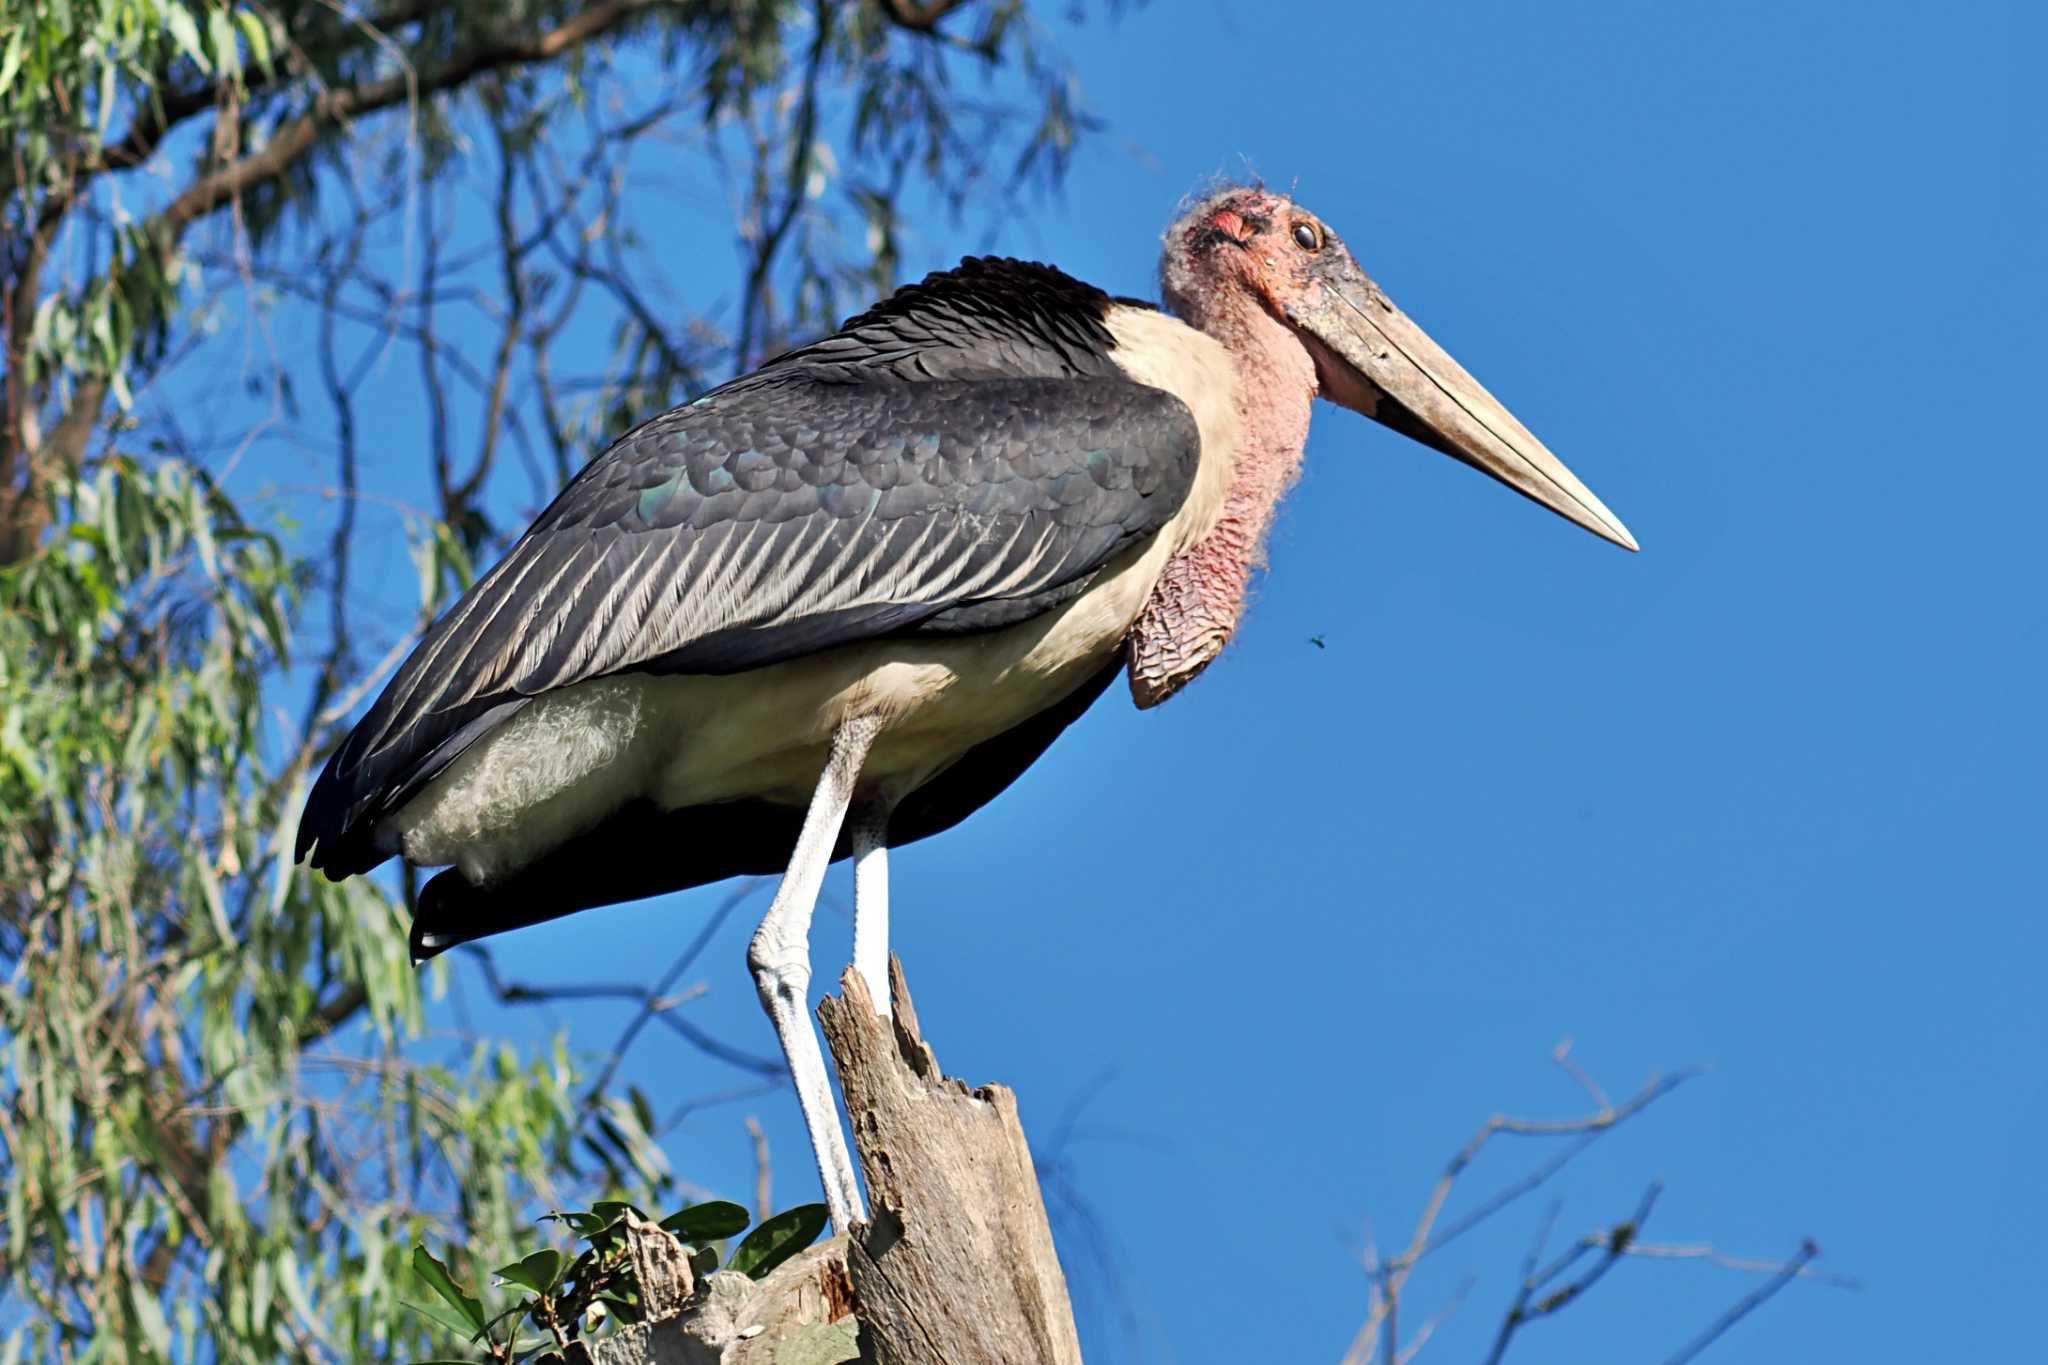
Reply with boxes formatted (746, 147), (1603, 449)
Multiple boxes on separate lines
(584, 954), (1081, 1363)
(585, 1227), (859, 1365)
(626, 1212), (696, 1319)
(818, 956), (1084, 1365)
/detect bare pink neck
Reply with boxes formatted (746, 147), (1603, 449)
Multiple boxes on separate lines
(1128, 303), (1316, 707)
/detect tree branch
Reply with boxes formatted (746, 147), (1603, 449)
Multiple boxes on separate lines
(153, 0), (676, 237)
(1481, 1183), (1661, 1365)
(733, 0), (834, 372)
(1344, 1049), (1697, 1365)
(21, 0), (447, 197)
(1659, 1241), (1822, 1365)
(0, 375), (105, 564)
(6, 0), (679, 564)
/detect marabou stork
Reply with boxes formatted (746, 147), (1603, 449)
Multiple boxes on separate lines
(297, 186), (1636, 1232)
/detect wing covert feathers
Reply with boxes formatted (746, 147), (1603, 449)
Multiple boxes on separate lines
(298, 348), (1199, 876)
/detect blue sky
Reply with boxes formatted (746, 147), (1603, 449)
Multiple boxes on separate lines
(232, 1), (2045, 1359)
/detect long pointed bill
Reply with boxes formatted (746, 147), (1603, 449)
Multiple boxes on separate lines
(1288, 261), (1638, 551)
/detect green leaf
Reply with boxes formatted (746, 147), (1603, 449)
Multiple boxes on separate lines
(660, 1200), (750, 1242)
(546, 1209), (605, 1237)
(410, 1245), (487, 1336)
(235, 9), (273, 75)
(95, 52), (117, 138)
(494, 1248), (562, 1296)
(589, 1199), (646, 1229)
(165, 4), (211, 73)
(208, 6), (240, 79)
(400, 1298), (481, 1342)
(0, 27), (25, 95)
(726, 1204), (829, 1280)
(480, 1299), (533, 1341)
(128, 1279), (173, 1354)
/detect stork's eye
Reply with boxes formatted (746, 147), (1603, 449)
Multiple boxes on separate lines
(1292, 222), (1322, 251)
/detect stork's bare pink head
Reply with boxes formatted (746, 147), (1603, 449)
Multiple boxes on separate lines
(1162, 185), (1637, 551)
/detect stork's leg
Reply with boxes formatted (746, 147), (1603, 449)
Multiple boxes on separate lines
(849, 801), (895, 1020)
(747, 716), (878, 1234)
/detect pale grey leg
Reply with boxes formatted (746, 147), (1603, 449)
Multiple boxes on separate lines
(747, 717), (878, 1234)
(849, 803), (894, 1020)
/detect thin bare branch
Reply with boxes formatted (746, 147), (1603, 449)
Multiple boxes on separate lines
(1549, 1037), (1610, 1115)
(458, 944), (709, 1011)
(1483, 1183), (1661, 1365)
(1660, 1240), (1822, 1365)
(1343, 1057), (1715, 1365)
(745, 1116), (772, 1225)
(1392, 1274), (1470, 1365)
(578, 877), (768, 1108)
(1622, 1241), (1860, 1289)
(1419, 1068), (1699, 1259)
(732, 0), (835, 372)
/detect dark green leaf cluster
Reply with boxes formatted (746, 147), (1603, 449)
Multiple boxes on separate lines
(404, 1199), (828, 1363)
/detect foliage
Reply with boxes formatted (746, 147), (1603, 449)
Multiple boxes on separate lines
(2, 0), (1113, 555)
(0, 0), (1119, 1360)
(0, 452), (672, 1360)
(401, 1198), (826, 1363)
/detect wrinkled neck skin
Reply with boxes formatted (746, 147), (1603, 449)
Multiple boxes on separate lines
(1129, 298), (1316, 707)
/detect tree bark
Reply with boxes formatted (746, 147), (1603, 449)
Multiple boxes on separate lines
(584, 1225), (860, 1365)
(590, 956), (1083, 1364)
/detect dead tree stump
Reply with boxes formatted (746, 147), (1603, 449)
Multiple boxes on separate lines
(589, 955), (1083, 1364)
(818, 956), (1084, 1365)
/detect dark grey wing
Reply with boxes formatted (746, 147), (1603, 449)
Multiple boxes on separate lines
(297, 371), (1198, 875)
